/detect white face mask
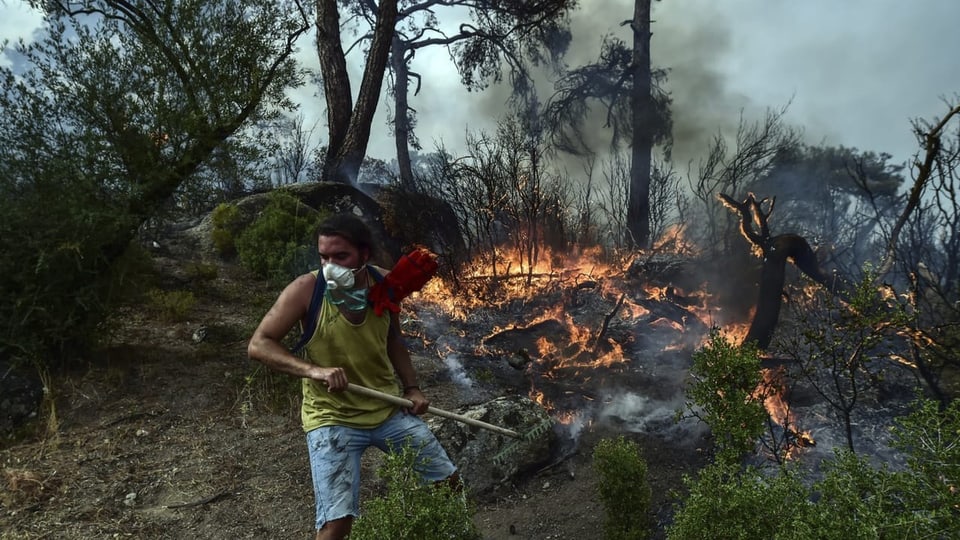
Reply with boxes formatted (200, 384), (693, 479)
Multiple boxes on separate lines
(322, 262), (358, 289)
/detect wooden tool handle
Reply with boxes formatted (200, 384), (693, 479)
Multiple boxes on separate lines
(345, 383), (520, 439)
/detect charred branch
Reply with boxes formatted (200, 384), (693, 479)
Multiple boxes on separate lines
(592, 293), (626, 351)
(879, 102), (960, 276)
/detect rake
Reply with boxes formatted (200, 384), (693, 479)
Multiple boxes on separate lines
(346, 383), (556, 466)
(345, 383), (523, 438)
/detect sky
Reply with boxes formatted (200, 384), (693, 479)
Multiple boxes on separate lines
(3, 0), (959, 170)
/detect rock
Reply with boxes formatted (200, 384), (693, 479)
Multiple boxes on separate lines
(181, 181), (400, 264)
(428, 395), (555, 496)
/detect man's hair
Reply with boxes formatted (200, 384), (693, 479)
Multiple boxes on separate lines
(316, 213), (375, 254)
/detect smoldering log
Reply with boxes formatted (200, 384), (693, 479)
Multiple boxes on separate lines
(631, 294), (709, 334)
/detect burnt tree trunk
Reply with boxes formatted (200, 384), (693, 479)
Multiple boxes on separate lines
(391, 36), (415, 188)
(744, 234), (833, 349)
(627, 0), (653, 248)
(722, 193), (839, 349)
(316, 0), (353, 172)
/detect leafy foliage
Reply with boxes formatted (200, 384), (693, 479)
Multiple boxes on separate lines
(668, 396), (960, 539)
(350, 444), (480, 540)
(0, 1), (307, 367)
(592, 436), (652, 540)
(185, 261), (220, 282)
(776, 268), (910, 452)
(235, 191), (323, 282)
(667, 460), (808, 540)
(682, 330), (767, 464)
(544, 34), (672, 155)
(888, 397), (960, 536)
(211, 203), (243, 257)
(752, 145), (905, 277)
(146, 289), (197, 322)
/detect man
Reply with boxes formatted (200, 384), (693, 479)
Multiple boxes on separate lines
(247, 213), (458, 540)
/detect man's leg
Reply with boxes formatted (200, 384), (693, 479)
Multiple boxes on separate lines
(373, 412), (458, 483)
(306, 426), (368, 539)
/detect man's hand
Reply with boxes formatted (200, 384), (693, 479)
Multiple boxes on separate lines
(370, 247), (439, 316)
(312, 366), (348, 392)
(403, 387), (429, 415)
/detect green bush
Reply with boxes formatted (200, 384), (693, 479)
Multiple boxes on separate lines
(682, 330), (767, 464)
(350, 444), (480, 540)
(593, 436), (652, 540)
(887, 396), (960, 537)
(667, 461), (809, 540)
(235, 191), (322, 282)
(233, 363), (301, 422)
(211, 203), (242, 257)
(0, 195), (140, 366)
(666, 396), (960, 539)
(186, 261), (219, 281)
(146, 289), (196, 322)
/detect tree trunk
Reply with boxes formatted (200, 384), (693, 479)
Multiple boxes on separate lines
(627, 0), (653, 248)
(743, 234), (835, 349)
(391, 36), (415, 188)
(316, 0), (353, 179)
(326, 0), (399, 184)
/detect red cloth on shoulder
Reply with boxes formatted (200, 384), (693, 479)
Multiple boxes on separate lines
(369, 247), (438, 315)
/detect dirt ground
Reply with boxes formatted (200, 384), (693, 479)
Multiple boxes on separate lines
(1, 239), (711, 539)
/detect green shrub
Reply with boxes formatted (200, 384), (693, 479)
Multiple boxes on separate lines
(667, 461), (809, 540)
(211, 203), (242, 257)
(235, 191), (322, 282)
(233, 363), (301, 422)
(186, 261), (219, 281)
(682, 330), (767, 464)
(0, 193), (142, 366)
(885, 396), (960, 537)
(350, 444), (481, 540)
(146, 289), (196, 322)
(667, 396), (960, 539)
(593, 436), (652, 540)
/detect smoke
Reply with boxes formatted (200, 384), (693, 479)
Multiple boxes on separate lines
(441, 353), (474, 388)
(444, 1), (758, 169)
(649, 3), (754, 167)
(597, 390), (708, 443)
(394, 2), (739, 168)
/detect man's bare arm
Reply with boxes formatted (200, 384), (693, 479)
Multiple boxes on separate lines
(386, 311), (428, 413)
(247, 273), (347, 390)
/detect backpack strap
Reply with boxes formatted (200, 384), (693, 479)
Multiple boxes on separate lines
(290, 264), (384, 354)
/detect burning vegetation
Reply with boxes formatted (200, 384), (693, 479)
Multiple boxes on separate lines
(385, 102), (960, 471)
(403, 223), (832, 461)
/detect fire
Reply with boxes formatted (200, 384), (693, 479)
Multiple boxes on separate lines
(530, 386), (547, 408)
(411, 231), (799, 449)
(416, 244), (624, 320)
(724, 314), (754, 345)
(755, 367), (815, 458)
(652, 223), (699, 256)
(758, 368), (791, 426)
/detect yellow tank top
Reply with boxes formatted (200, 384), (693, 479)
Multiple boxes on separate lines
(300, 281), (400, 432)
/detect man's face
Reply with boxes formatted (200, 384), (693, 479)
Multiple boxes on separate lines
(318, 234), (367, 269)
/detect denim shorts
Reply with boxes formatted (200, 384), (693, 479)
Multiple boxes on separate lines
(305, 411), (457, 530)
